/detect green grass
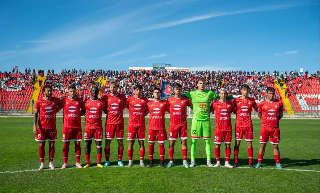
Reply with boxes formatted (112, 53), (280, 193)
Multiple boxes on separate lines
(0, 117), (319, 192)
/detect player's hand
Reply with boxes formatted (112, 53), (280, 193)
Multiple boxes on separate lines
(33, 125), (37, 134)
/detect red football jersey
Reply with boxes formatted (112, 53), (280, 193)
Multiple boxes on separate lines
(59, 97), (83, 128)
(211, 100), (235, 131)
(258, 99), (284, 127)
(167, 96), (192, 126)
(234, 97), (257, 127)
(126, 96), (148, 126)
(147, 100), (168, 130)
(103, 94), (126, 124)
(34, 97), (59, 129)
(83, 98), (106, 129)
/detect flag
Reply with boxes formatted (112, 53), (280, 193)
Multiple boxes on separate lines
(160, 80), (173, 99)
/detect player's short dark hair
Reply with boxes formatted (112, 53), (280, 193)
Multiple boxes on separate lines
(153, 88), (160, 92)
(240, 84), (250, 90)
(90, 85), (99, 92)
(266, 87), (275, 93)
(42, 85), (52, 93)
(198, 78), (206, 83)
(68, 84), (76, 90)
(109, 81), (118, 87)
(174, 83), (182, 88)
(133, 84), (143, 90)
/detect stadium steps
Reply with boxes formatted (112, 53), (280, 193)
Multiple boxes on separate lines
(275, 82), (295, 115)
(27, 75), (46, 113)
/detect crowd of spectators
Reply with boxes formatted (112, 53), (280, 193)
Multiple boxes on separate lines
(1, 67), (319, 100)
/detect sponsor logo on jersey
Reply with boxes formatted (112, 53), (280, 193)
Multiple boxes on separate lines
(45, 114), (55, 118)
(152, 115), (163, 119)
(220, 109), (228, 115)
(89, 107), (97, 114)
(267, 117), (277, 120)
(199, 104), (206, 109)
(68, 106), (77, 113)
(267, 109), (276, 115)
(239, 113), (250, 117)
(173, 105), (181, 111)
(45, 106), (53, 113)
(153, 108), (161, 114)
(111, 103), (119, 110)
(241, 106), (249, 112)
(89, 115), (99, 118)
(134, 104), (142, 110)
(133, 112), (143, 115)
(68, 114), (78, 117)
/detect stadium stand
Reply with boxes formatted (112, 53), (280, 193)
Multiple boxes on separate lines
(1, 68), (319, 115)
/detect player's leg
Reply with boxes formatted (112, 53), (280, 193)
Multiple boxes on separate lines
(95, 140), (103, 168)
(74, 141), (82, 168)
(127, 125), (135, 167)
(104, 124), (114, 166)
(48, 141), (55, 170)
(233, 126), (242, 167)
(256, 127), (268, 168)
(245, 127), (254, 168)
(148, 130), (155, 168)
(180, 125), (189, 168)
(167, 125), (177, 168)
(271, 128), (281, 169)
(116, 122), (125, 166)
(213, 130), (222, 167)
(224, 131), (233, 168)
(84, 129), (92, 168)
(190, 119), (200, 167)
(203, 121), (212, 167)
(158, 129), (167, 168)
(138, 126), (146, 167)
(38, 141), (45, 170)
(61, 141), (70, 169)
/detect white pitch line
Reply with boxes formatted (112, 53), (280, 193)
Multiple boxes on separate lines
(0, 165), (319, 174)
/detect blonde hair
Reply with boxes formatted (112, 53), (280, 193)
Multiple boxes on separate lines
(219, 88), (227, 93)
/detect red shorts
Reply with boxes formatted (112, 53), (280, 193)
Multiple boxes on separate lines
(169, 125), (187, 140)
(214, 130), (232, 144)
(84, 128), (103, 141)
(260, 127), (280, 144)
(127, 125), (145, 141)
(35, 128), (57, 142)
(62, 127), (82, 142)
(148, 129), (167, 143)
(235, 125), (253, 141)
(106, 122), (124, 140)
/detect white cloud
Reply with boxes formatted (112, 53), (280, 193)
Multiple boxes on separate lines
(134, 2), (307, 32)
(102, 43), (142, 58)
(189, 65), (238, 71)
(0, 50), (19, 60)
(275, 50), (298, 56)
(23, 40), (53, 43)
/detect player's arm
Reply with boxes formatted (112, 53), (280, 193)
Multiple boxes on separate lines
(103, 101), (108, 114)
(279, 103), (284, 120)
(81, 99), (86, 116)
(210, 102), (215, 114)
(257, 104), (262, 119)
(33, 109), (39, 134)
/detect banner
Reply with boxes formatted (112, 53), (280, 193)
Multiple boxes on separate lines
(160, 80), (173, 99)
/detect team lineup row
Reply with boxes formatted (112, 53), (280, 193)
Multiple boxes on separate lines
(33, 78), (284, 170)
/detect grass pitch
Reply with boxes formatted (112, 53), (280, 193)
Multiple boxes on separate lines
(0, 117), (319, 192)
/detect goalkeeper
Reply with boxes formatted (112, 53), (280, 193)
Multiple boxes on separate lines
(185, 78), (233, 167)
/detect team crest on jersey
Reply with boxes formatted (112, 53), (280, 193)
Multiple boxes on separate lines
(160, 104), (163, 106)
(227, 105), (230, 108)
(238, 102), (241, 104)
(275, 105), (278, 108)
(66, 102), (69, 104)
(142, 100), (145, 103)
(108, 99), (111, 102)
(248, 102), (251, 105)
(42, 103), (45, 106)
(264, 106), (267, 108)
(181, 100), (185, 104)
(206, 95), (209, 98)
(132, 100), (135, 103)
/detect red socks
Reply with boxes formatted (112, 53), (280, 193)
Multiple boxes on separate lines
(105, 148), (110, 161)
(182, 149), (187, 161)
(97, 154), (102, 164)
(169, 149), (174, 162)
(234, 146), (239, 163)
(139, 149), (145, 161)
(258, 154), (263, 163)
(215, 147), (220, 162)
(274, 155), (280, 164)
(159, 144), (165, 161)
(149, 144), (154, 161)
(225, 147), (231, 162)
(118, 147), (124, 161)
(128, 149), (133, 161)
(75, 142), (81, 163)
(39, 145), (45, 163)
(63, 143), (70, 164)
(85, 155), (90, 164)
(248, 148), (253, 164)
(49, 146), (55, 162)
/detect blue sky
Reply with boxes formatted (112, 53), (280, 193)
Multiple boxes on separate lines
(0, 0), (319, 73)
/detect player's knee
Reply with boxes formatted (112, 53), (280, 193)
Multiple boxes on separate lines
(247, 142), (252, 148)
(272, 144), (279, 149)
